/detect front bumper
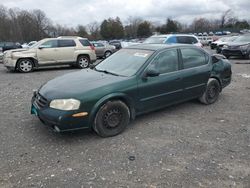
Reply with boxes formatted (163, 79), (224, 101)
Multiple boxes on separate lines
(31, 93), (90, 132)
(222, 49), (247, 57)
(3, 57), (17, 69)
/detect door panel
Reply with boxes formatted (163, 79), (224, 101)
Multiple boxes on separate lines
(180, 48), (211, 99)
(37, 40), (59, 64)
(137, 72), (183, 112)
(137, 49), (183, 113)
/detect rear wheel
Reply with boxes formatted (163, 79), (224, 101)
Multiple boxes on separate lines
(17, 58), (34, 73)
(199, 78), (220, 105)
(77, 55), (89, 69)
(93, 100), (130, 137)
(104, 51), (112, 58)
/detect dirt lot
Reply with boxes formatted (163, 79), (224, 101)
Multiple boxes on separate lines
(0, 49), (250, 188)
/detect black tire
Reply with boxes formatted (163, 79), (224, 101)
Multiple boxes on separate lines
(77, 55), (89, 69)
(104, 51), (112, 58)
(199, 78), (221, 105)
(17, 58), (34, 73)
(244, 53), (250, 60)
(93, 100), (130, 137)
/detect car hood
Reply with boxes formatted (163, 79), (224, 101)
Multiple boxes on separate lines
(227, 42), (250, 46)
(39, 69), (129, 100)
(5, 48), (28, 53)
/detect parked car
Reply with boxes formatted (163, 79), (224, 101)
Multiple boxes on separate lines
(3, 36), (96, 73)
(144, 34), (203, 48)
(210, 36), (234, 49)
(0, 42), (22, 52)
(216, 36), (238, 53)
(91, 42), (116, 58)
(22, 41), (37, 48)
(109, 40), (122, 50)
(222, 34), (250, 59)
(198, 36), (213, 46)
(31, 44), (232, 137)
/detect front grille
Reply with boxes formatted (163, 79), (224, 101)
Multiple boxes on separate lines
(34, 93), (48, 109)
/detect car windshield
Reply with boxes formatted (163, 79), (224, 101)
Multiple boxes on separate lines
(95, 49), (154, 77)
(233, 35), (250, 42)
(144, 37), (166, 44)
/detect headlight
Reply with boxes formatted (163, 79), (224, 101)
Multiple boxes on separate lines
(50, 99), (80, 111)
(223, 45), (229, 49)
(240, 44), (249, 50)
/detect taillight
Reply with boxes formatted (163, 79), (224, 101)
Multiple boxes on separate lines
(90, 45), (95, 51)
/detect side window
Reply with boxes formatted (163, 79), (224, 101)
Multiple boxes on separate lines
(181, 48), (207, 69)
(176, 36), (188, 44)
(58, 40), (76, 47)
(166, 36), (177, 44)
(79, 39), (92, 46)
(150, 49), (178, 74)
(189, 37), (198, 44)
(40, 40), (58, 48)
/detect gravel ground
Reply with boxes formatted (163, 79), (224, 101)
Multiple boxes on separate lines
(0, 49), (250, 188)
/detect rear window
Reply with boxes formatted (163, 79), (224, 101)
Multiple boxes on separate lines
(58, 40), (76, 47)
(79, 39), (92, 46)
(144, 37), (166, 44)
(177, 36), (198, 44)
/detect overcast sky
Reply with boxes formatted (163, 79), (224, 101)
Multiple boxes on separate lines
(1, 0), (250, 27)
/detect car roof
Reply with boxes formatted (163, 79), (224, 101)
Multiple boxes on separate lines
(125, 43), (197, 51)
(150, 34), (197, 38)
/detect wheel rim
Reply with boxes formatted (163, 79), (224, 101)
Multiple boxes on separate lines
(19, 60), (32, 72)
(79, 57), (89, 68)
(103, 109), (122, 129)
(207, 85), (218, 100)
(105, 51), (111, 58)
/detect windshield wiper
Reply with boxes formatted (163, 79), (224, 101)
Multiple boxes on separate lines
(94, 68), (121, 76)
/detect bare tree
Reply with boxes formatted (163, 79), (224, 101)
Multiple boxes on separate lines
(221, 9), (233, 28)
(87, 21), (100, 40)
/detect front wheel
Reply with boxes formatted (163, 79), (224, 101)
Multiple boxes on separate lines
(199, 78), (220, 105)
(93, 100), (130, 137)
(17, 58), (34, 73)
(77, 55), (89, 69)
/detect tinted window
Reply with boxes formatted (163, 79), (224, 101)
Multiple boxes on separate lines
(5, 42), (14, 47)
(58, 40), (76, 47)
(181, 48), (207, 69)
(93, 43), (104, 47)
(177, 36), (197, 44)
(79, 39), (91, 46)
(41, 40), (58, 48)
(166, 36), (177, 43)
(150, 49), (178, 74)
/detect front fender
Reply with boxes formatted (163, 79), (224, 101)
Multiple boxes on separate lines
(88, 93), (135, 127)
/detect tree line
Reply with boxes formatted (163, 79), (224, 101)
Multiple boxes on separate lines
(0, 5), (249, 43)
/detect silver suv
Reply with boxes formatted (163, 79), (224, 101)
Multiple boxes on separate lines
(3, 36), (96, 73)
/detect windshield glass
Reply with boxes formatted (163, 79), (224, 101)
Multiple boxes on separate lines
(233, 35), (250, 42)
(144, 37), (166, 44)
(95, 49), (154, 77)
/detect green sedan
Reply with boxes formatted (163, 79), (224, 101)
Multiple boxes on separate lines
(31, 44), (232, 137)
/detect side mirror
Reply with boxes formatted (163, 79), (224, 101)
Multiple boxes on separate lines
(38, 46), (44, 50)
(145, 68), (160, 77)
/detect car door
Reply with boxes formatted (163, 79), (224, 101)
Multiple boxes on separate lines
(57, 39), (76, 62)
(37, 39), (60, 64)
(179, 47), (211, 99)
(137, 49), (183, 113)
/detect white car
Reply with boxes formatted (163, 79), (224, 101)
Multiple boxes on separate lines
(144, 34), (203, 48)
